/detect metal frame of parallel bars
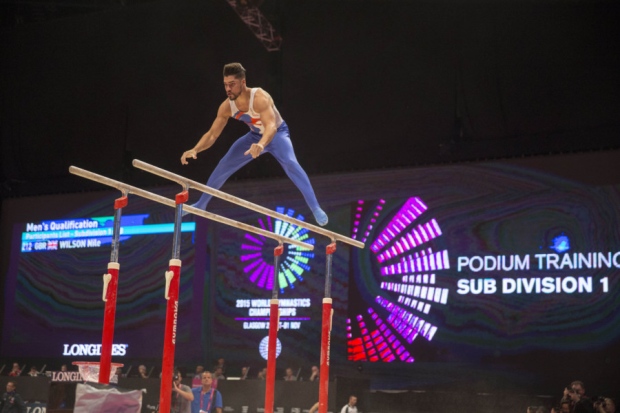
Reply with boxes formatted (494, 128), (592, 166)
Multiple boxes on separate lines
(69, 166), (314, 413)
(131, 160), (365, 413)
(99, 192), (127, 385)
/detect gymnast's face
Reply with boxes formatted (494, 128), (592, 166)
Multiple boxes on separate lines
(224, 75), (245, 101)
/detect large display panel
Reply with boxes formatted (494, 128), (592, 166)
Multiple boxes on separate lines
(0, 191), (205, 363)
(1, 159), (618, 394)
(209, 204), (352, 379)
(347, 164), (620, 390)
(0, 188), (353, 378)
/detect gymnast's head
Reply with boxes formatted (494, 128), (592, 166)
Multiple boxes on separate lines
(223, 62), (246, 80)
(223, 63), (247, 101)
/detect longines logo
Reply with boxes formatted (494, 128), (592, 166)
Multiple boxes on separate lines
(51, 371), (83, 382)
(62, 343), (128, 356)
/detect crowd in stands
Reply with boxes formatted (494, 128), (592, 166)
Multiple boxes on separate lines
(4, 360), (616, 413)
(2, 358), (324, 385)
(527, 380), (616, 413)
(2, 362), (67, 377)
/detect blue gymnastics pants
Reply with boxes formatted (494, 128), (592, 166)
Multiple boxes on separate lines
(193, 122), (321, 213)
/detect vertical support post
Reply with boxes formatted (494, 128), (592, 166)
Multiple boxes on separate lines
(264, 243), (283, 413)
(99, 194), (127, 384)
(158, 190), (188, 413)
(318, 242), (337, 413)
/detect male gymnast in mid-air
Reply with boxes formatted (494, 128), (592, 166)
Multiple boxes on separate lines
(180, 62), (328, 226)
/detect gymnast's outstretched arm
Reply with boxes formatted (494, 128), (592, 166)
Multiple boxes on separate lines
(180, 100), (231, 165)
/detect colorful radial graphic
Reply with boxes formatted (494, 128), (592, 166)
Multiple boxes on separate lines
(240, 207), (315, 292)
(259, 336), (282, 360)
(348, 198), (450, 362)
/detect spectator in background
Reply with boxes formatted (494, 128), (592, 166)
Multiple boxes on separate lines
(566, 386), (594, 413)
(257, 367), (267, 380)
(308, 365), (319, 382)
(171, 369), (194, 413)
(192, 365), (205, 388)
(7, 364), (21, 377)
(561, 400), (571, 413)
(571, 381), (587, 398)
(240, 367), (249, 380)
(215, 358), (226, 375)
(27, 367), (38, 377)
(283, 368), (296, 381)
(191, 372), (222, 413)
(594, 397), (616, 413)
(213, 366), (225, 381)
(60, 364), (68, 372)
(0, 381), (26, 413)
(138, 365), (149, 378)
(553, 400), (570, 413)
(340, 395), (358, 413)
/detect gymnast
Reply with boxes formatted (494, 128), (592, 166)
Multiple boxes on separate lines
(180, 62), (328, 226)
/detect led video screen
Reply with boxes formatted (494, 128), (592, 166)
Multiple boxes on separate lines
(1, 161), (618, 391)
(208, 204), (351, 379)
(0, 192), (203, 363)
(346, 163), (620, 388)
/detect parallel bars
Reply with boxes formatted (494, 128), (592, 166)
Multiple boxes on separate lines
(131, 160), (365, 413)
(69, 166), (314, 413)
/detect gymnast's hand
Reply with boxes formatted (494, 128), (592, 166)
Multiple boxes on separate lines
(244, 143), (264, 159)
(181, 149), (198, 165)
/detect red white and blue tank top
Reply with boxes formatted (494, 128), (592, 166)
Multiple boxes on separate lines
(229, 88), (283, 135)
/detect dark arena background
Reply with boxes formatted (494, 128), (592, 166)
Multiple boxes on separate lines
(1, 1), (619, 413)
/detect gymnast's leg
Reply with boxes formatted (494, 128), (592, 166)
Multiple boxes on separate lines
(191, 132), (256, 210)
(264, 122), (328, 226)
